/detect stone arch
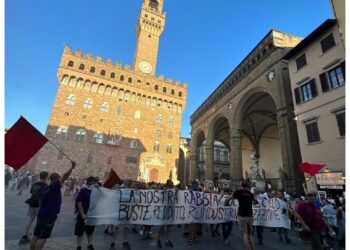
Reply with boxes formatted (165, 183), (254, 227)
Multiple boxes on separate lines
(207, 114), (231, 148)
(157, 98), (162, 107)
(104, 85), (112, 96)
(69, 77), (77, 87)
(118, 89), (124, 99)
(111, 87), (118, 97)
(61, 75), (69, 85)
(173, 103), (178, 112)
(98, 83), (105, 94)
(76, 78), (84, 89)
(131, 92), (136, 102)
(91, 82), (98, 92)
(162, 100), (168, 109)
(84, 80), (91, 91)
(124, 91), (131, 101)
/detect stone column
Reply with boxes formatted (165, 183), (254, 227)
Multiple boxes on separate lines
(205, 143), (214, 181)
(188, 151), (197, 182)
(276, 109), (304, 193)
(230, 129), (243, 189)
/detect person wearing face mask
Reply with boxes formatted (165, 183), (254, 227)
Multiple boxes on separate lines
(75, 176), (98, 250)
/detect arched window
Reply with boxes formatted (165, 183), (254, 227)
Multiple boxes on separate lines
(166, 144), (173, 154)
(135, 110), (141, 119)
(56, 126), (68, 139)
(154, 85), (159, 91)
(110, 72), (116, 79)
(83, 98), (93, 109)
(75, 129), (86, 142)
(92, 133), (104, 144)
(156, 114), (162, 124)
(116, 106), (123, 116)
(171, 89), (175, 95)
(79, 64), (85, 70)
(168, 117), (174, 126)
(90, 67), (95, 73)
(168, 132), (173, 139)
(128, 77), (132, 83)
(100, 102), (109, 112)
(68, 60), (74, 67)
(163, 87), (167, 93)
(100, 70), (106, 76)
(155, 130), (161, 137)
(65, 94), (76, 105)
(178, 91), (183, 97)
(150, 0), (159, 10)
(146, 82), (150, 88)
(153, 141), (160, 152)
(130, 140), (138, 149)
(120, 75), (125, 81)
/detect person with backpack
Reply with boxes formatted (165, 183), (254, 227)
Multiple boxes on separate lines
(18, 171), (49, 244)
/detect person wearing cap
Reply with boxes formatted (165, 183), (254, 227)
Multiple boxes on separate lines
(30, 160), (76, 250)
(295, 191), (335, 250)
(75, 176), (98, 250)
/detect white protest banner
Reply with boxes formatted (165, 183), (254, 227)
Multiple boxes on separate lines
(86, 187), (290, 228)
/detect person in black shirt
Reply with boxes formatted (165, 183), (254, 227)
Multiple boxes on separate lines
(232, 181), (257, 250)
(19, 171), (49, 244)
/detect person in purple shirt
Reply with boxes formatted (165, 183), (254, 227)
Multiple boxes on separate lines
(30, 161), (76, 250)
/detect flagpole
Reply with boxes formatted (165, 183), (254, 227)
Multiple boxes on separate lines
(46, 138), (75, 163)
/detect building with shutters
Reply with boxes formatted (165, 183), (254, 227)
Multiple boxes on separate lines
(25, 0), (187, 183)
(283, 19), (345, 173)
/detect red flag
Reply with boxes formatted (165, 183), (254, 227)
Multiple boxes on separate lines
(299, 162), (325, 175)
(103, 168), (122, 188)
(5, 116), (48, 170)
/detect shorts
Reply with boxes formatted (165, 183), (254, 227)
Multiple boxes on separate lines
(75, 216), (95, 236)
(238, 216), (253, 235)
(27, 207), (40, 219)
(34, 215), (58, 239)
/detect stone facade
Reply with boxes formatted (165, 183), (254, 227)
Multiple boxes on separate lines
(283, 19), (345, 174)
(190, 30), (305, 193)
(27, 0), (187, 183)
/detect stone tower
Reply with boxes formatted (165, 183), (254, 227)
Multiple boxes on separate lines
(134, 0), (166, 76)
(25, 0), (187, 185)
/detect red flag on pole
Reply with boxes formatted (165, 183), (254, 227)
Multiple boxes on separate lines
(103, 168), (122, 189)
(5, 116), (48, 170)
(299, 162), (325, 175)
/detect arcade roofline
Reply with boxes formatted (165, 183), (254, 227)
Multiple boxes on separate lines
(190, 29), (303, 124)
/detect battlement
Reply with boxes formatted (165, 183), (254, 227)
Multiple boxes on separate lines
(62, 46), (187, 88)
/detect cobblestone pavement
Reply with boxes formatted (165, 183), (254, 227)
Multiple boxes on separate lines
(5, 185), (309, 250)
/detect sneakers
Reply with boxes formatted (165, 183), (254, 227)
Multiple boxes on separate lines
(77, 247), (82, 250)
(224, 239), (230, 246)
(122, 241), (131, 249)
(164, 240), (174, 248)
(87, 245), (95, 250)
(18, 235), (30, 244)
(110, 243), (116, 250)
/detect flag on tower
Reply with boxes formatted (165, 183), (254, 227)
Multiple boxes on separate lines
(5, 116), (48, 170)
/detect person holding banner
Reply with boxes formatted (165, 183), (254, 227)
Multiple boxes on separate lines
(30, 160), (76, 250)
(231, 181), (257, 250)
(152, 179), (175, 248)
(75, 176), (98, 250)
(276, 191), (291, 244)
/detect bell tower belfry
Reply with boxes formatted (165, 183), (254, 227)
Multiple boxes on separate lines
(133, 0), (166, 76)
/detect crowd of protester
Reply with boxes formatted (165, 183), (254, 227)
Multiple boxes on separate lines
(5, 165), (346, 250)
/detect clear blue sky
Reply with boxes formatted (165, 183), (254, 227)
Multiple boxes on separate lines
(5, 0), (332, 138)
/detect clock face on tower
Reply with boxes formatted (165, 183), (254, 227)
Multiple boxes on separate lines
(138, 60), (153, 74)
